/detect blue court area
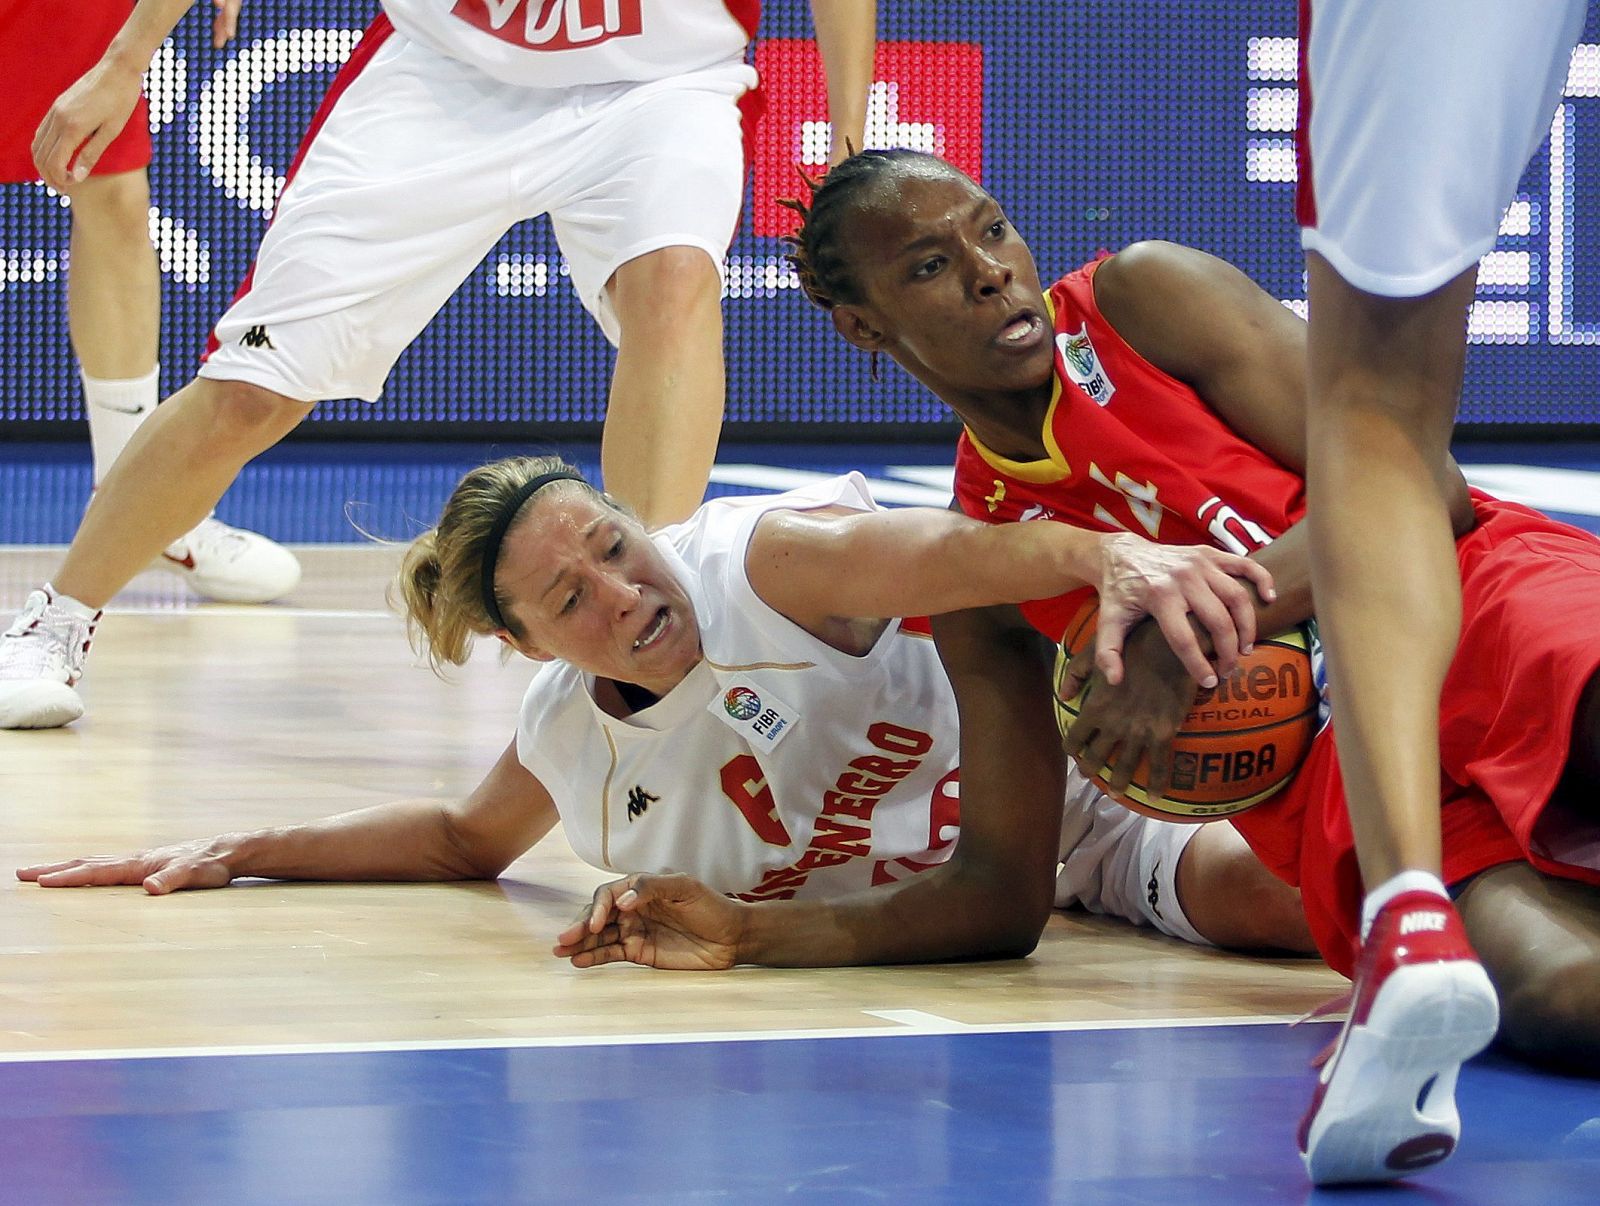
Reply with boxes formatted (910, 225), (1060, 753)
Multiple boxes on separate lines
(0, 440), (960, 546)
(4, 439), (1600, 545)
(2, 1023), (1595, 1204)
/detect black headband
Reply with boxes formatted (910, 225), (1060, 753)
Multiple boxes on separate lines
(478, 470), (586, 630)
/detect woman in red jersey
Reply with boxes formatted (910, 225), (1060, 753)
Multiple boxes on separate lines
(558, 150), (1600, 1186)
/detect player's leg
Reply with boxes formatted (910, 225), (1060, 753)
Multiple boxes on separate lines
(549, 68), (748, 529)
(1458, 862), (1600, 1075)
(1298, 216), (1505, 1200)
(0, 376), (310, 730)
(1173, 820), (1315, 954)
(1460, 658), (1600, 1073)
(0, 21), (521, 729)
(65, 166), (159, 435)
(1300, 276), (1496, 1184)
(1054, 786), (1315, 953)
(66, 167), (301, 604)
(65, 165), (163, 501)
(1293, 0), (1585, 1182)
(1303, 259), (1476, 893)
(56, 377), (313, 608)
(602, 246), (727, 528)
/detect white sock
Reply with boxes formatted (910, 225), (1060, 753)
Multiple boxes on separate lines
(83, 364), (160, 487)
(1360, 869), (1450, 940)
(41, 583), (101, 621)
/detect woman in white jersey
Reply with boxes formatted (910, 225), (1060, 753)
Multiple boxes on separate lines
(18, 455), (1309, 955)
(2, 0), (875, 729)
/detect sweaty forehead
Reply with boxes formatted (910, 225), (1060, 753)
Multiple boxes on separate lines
(852, 162), (985, 220)
(520, 486), (606, 544)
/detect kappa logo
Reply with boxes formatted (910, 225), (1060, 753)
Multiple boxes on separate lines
(1057, 325), (1115, 406)
(239, 325), (275, 350)
(1146, 860), (1164, 919)
(1399, 911), (1448, 936)
(984, 478), (1006, 513)
(626, 785), (658, 821)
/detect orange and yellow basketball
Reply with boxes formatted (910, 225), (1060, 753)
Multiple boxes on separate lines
(1053, 599), (1320, 821)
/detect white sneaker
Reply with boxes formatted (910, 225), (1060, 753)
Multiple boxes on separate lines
(0, 586), (100, 729)
(152, 516), (301, 604)
(1298, 891), (1499, 1185)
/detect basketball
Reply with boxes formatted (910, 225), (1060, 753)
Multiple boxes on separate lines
(1053, 598), (1320, 822)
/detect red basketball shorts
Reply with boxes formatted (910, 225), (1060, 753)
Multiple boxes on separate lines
(1235, 494), (1600, 976)
(0, 0), (151, 183)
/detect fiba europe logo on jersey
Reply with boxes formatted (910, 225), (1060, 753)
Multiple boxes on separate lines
(724, 687), (763, 721)
(1058, 326), (1116, 406)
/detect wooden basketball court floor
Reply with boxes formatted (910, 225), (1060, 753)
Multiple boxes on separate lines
(3, 442), (1599, 1202)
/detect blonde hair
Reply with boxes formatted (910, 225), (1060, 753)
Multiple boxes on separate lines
(394, 454), (611, 674)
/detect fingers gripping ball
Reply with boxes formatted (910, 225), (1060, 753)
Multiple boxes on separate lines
(1054, 599), (1318, 821)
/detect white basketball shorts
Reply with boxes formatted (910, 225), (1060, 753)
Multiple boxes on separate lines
(201, 20), (750, 402)
(1297, 0), (1587, 297)
(1055, 773), (1210, 947)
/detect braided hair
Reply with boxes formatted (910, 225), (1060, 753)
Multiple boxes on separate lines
(780, 148), (963, 313)
(780, 150), (968, 379)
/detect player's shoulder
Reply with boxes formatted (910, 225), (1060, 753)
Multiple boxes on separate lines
(1094, 240), (1211, 296)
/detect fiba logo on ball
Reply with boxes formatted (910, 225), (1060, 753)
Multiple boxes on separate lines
(724, 687), (762, 721)
(1170, 746), (1280, 791)
(1052, 598), (1319, 822)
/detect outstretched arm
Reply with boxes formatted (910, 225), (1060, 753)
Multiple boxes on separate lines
(556, 603), (1066, 968)
(17, 741), (557, 894)
(748, 503), (1274, 689)
(808, 0), (877, 163)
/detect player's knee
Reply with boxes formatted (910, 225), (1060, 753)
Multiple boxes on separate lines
(612, 246), (722, 324)
(1496, 956), (1600, 1076)
(69, 170), (153, 240)
(1176, 826), (1314, 954)
(1215, 866), (1312, 952)
(184, 379), (313, 458)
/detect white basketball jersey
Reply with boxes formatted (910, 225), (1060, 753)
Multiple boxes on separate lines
(516, 474), (965, 900)
(516, 473), (1204, 935)
(382, 0), (758, 89)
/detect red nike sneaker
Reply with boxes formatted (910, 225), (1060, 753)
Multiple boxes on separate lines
(1299, 889), (1500, 1185)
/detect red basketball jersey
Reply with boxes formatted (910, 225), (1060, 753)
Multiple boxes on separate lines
(951, 256), (1307, 643)
(951, 253), (1600, 975)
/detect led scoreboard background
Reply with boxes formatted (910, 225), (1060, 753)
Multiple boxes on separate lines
(2, 1), (1597, 438)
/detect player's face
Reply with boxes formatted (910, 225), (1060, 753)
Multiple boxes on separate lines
(496, 490), (701, 695)
(832, 172), (1054, 402)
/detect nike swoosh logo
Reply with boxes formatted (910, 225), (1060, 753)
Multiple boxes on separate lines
(92, 402), (153, 416)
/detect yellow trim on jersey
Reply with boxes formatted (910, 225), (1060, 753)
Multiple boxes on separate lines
(962, 288), (1072, 484)
(1038, 287), (1074, 473)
